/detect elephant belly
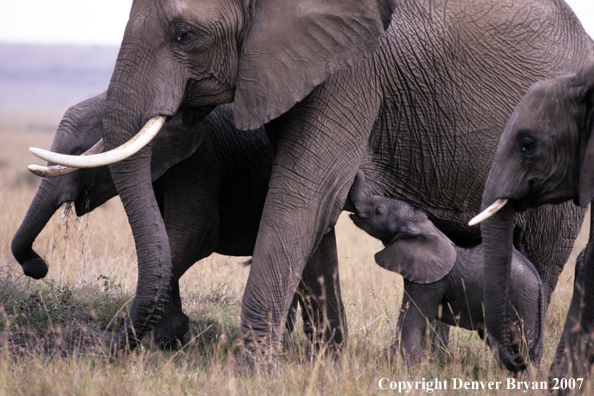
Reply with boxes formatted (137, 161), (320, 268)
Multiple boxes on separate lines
(438, 300), (485, 331)
(438, 270), (485, 331)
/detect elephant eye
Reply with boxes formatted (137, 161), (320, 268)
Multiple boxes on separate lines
(172, 25), (191, 44)
(519, 134), (537, 157)
(375, 205), (386, 217)
(175, 30), (188, 43)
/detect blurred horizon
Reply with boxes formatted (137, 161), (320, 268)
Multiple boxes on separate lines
(0, 43), (118, 132)
(0, 0), (592, 133)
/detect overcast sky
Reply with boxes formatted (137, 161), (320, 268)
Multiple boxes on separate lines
(0, 0), (592, 46)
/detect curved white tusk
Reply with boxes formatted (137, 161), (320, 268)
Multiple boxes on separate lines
(468, 198), (509, 226)
(29, 116), (166, 168)
(28, 139), (106, 177)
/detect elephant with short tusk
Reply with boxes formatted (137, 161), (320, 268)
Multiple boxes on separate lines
(350, 170), (544, 365)
(13, 94), (347, 348)
(471, 60), (594, 381)
(25, 0), (593, 373)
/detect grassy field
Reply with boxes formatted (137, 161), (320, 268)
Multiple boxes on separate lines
(0, 125), (591, 395)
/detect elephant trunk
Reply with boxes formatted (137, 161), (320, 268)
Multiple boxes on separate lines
(349, 169), (370, 212)
(11, 178), (64, 279)
(101, 45), (180, 350)
(480, 188), (527, 371)
(529, 267), (545, 363)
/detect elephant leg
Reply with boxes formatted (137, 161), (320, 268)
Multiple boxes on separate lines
(430, 320), (450, 360)
(295, 228), (346, 351)
(151, 280), (190, 347)
(574, 248), (586, 289)
(240, 76), (381, 355)
(151, 175), (220, 346)
(392, 282), (441, 364)
(550, 210), (594, 382)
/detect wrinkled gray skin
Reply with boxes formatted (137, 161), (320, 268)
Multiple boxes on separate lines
(349, 171), (544, 364)
(37, 0), (593, 367)
(12, 94), (346, 347)
(480, 60), (594, 380)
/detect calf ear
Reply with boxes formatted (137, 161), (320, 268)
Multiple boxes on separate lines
(576, 61), (594, 206)
(374, 221), (456, 284)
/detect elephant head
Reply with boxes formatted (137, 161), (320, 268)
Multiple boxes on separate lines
(349, 170), (456, 283)
(12, 93), (111, 279)
(26, 0), (396, 348)
(470, 60), (594, 371)
(13, 92), (212, 280)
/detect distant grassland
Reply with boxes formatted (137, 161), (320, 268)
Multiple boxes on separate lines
(0, 125), (591, 395)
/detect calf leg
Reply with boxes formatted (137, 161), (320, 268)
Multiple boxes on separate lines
(296, 228), (346, 351)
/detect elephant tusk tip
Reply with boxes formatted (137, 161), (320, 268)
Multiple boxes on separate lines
(28, 163), (77, 178)
(28, 164), (46, 177)
(468, 214), (486, 226)
(468, 198), (509, 226)
(30, 146), (48, 158)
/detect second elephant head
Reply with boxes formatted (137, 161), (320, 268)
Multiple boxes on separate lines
(473, 60), (594, 372)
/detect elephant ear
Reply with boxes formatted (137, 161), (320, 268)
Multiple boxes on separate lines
(575, 61), (594, 206)
(233, 0), (397, 130)
(374, 218), (457, 284)
(149, 105), (220, 180)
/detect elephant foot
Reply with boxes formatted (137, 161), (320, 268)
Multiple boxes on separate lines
(302, 318), (344, 355)
(238, 344), (291, 376)
(150, 310), (190, 348)
(430, 322), (450, 361)
(110, 318), (141, 356)
(382, 344), (405, 366)
(549, 333), (594, 392)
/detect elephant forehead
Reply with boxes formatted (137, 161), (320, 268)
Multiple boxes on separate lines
(508, 82), (564, 130)
(523, 80), (569, 114)
(133, 0), (236, 31)
(164, 0), (221, 19)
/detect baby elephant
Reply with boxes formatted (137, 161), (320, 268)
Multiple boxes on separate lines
(348, 170), (544, 364)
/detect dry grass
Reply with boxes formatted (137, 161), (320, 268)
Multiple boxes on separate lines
(0, 126), (592, 395)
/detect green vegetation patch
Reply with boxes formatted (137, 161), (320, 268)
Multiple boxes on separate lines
(0, 268), (129, 358)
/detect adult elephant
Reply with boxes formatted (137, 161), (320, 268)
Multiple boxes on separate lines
(470, 61), (594, 378)
(17, 95), (346, 347)
(29, 0), (593, 368)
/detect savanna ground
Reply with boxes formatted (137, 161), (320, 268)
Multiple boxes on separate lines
(0, 119), (592, 395)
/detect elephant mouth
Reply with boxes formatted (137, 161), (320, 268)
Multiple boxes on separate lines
(74, 195), (91, 217)
(349, 213), (372, 234)
(349, 213), (367, 227)
(73, 185), (116, 217)
(61, 202), (74, 218)
(349, 213), (394, 245)
(512, 199), (530, 213)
